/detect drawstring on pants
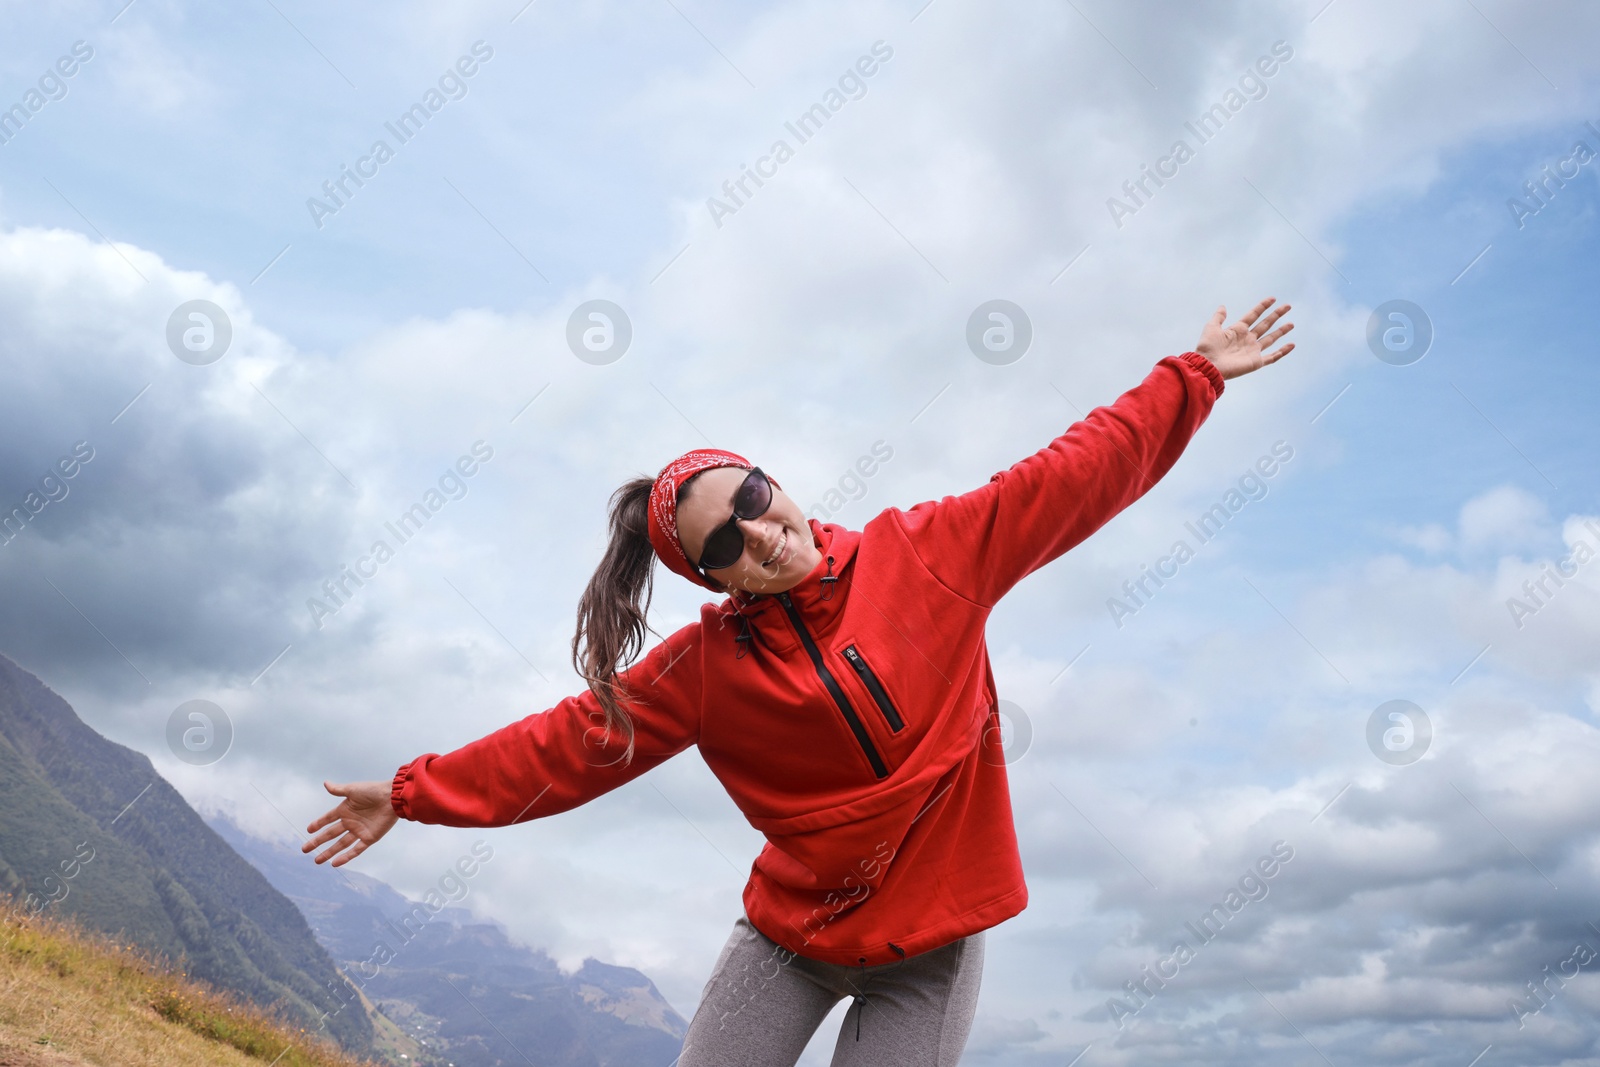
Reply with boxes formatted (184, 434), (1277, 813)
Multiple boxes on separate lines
(851, 941), (908, 1041)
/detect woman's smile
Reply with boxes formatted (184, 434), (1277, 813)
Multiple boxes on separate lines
(761, 528), (791, 569)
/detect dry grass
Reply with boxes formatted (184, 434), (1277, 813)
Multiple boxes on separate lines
(0, 897), (384, 1067)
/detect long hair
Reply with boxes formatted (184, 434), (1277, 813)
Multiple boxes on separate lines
(571, 472), (721, 765)
(572, 476), (654, 765)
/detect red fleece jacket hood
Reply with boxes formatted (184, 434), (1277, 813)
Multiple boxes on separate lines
(390, 352), (1224, 965)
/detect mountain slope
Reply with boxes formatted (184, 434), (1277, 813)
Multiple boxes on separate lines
(0, 652), (375, 1056)
(212, 816), (689, 1067)
(0, 895), (380, 1067)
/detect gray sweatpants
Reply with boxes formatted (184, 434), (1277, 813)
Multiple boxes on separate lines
(678, 914), (985, 1067)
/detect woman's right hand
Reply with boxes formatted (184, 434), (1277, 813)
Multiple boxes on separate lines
(303, 779), (399, 867)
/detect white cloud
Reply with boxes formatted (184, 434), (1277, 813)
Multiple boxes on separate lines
(1461, 484), (1551, 552)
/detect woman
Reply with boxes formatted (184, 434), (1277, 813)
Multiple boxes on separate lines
(303, 298), (1295, 1066)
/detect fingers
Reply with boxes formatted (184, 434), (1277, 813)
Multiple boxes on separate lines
(330, 839), (369, 868)
(306, 781), (351, 836)
(305, 805), (342, 836)
(1263, 342), (1295, 365)
(1259, 321), (1294, 347)
(1251, 303), (1290, 338)
(314, 829), (357, 865)
(1211, 305), (1227, 326)
(1238, 296), (1276, 328)
(302, 817), (347, 851)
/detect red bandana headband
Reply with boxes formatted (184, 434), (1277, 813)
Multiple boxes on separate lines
(647, 448), (780, 591)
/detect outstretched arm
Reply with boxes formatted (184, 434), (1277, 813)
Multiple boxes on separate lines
(888, 298), (1295, 608)
(304, 621), (704, 866)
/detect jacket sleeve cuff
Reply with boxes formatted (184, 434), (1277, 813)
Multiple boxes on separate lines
(1176, 351), (1225, 399)
(390, 760), (416, 820)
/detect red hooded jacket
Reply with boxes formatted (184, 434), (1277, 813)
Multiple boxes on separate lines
(390, 351), (1225, 966)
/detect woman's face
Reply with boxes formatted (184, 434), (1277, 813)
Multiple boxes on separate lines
(675, 466), (823, 595)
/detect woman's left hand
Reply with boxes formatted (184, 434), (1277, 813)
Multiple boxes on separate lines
(1194, 296), (1296, 381)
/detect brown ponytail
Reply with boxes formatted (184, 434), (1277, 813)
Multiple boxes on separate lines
(572, 476), (658, 766)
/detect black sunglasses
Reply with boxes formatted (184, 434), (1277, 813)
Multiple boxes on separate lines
(696, 467), (774, 573)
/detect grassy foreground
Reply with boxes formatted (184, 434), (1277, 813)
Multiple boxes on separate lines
(0, 896), (386, 1067)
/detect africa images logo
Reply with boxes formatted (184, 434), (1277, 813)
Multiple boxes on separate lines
(306, 42), (495, 229)
(705, 41), (894, 229)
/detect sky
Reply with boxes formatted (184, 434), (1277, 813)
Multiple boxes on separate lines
(1, 0), (1598, 1064)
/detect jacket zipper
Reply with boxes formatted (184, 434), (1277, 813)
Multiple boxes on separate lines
(777, 592), (888, 779)
(841, 645), (904, 732)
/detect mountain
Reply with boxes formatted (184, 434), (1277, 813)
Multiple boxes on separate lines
(211, 815), (690, 1067)
(1, 891), (381, 1067)
(0, 652), (376, 1056)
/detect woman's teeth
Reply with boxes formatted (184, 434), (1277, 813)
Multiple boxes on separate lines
(765, 530), (787, 567)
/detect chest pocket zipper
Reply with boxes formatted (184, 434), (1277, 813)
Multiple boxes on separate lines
(778, 593), (889, 779)
(841, 645), (904, 732)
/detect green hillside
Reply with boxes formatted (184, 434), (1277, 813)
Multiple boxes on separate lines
(0, 653), (375, 1057)
(1, 893), (387, 1067)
